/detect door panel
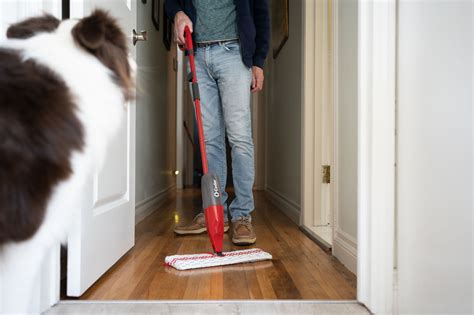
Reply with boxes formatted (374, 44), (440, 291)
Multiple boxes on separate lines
(95, 119), (129, 210)
(67, 0), (137, 297)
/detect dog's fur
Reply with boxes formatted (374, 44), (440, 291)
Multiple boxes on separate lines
(0, 10), (134, 312)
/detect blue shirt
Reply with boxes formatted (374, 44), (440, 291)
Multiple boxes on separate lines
(192, 0), (239, 43)
(165, 0), (270, 69)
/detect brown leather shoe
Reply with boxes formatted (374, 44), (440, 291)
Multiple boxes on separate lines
(174, 213), (230, 235)
(232, 217), (256, 245)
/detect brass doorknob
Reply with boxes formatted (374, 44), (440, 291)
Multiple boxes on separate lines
(132, 29), (147, 46)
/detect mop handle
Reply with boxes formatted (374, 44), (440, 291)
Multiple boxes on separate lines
(184, 26), (209, 175)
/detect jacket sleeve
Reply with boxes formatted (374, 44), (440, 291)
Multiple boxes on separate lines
(165, 0), (183, 20)
(252, 0), (270, 69)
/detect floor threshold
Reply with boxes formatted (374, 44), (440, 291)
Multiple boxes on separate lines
(48, 300), (370, 315)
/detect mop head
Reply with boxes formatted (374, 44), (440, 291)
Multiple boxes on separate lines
(165, 248), (272, 271)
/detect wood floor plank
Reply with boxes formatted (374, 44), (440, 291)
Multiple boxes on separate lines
(129, 234), (182, 299)
(242, 265), (264, 299)
(266, 259), (302, 299)
(208, 266), (224, 299)
(77, 189), (356, 300)
(222, 265), (251, 299)
(254, 263), (278, 299)
(150, 239), (194, 300)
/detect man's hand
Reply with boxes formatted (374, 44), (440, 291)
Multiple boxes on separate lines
(174, 11), (193, 46)
(251, 66), (264, 93)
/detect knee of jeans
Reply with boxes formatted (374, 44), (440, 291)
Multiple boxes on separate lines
(227, 134), (254, 155)
(203, 126), (224, 144)
(204, 134), (225, 148)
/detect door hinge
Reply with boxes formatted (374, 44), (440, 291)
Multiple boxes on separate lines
(322, 165), (331, 184)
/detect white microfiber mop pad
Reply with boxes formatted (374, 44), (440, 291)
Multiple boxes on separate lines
(165, 248), (272, 271)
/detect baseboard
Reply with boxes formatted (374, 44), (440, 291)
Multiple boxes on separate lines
(299, 225), (332, 252)
(265, 186), (300, 224)
(135, 185), (175, 224)
(333, 229), (357, 274)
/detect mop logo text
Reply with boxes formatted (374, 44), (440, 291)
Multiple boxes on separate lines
(213, 179), (220, 198)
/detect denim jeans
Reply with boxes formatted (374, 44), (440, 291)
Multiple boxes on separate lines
(192, 41), (255, 222)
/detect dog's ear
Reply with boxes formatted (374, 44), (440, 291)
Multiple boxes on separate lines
(72, 9), (134, 101)
(7, 14), (60, 39)
(72, 10), (109, 50)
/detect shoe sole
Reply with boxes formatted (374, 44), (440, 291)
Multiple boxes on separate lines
(174, 225), (230, 235)
(232, 237), (257, 245)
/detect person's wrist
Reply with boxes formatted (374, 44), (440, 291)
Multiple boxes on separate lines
(175, 11), (185, 22)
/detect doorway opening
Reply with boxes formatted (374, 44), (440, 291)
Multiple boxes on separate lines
(59, 0), (359, 302)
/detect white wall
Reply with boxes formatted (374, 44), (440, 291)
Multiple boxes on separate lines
(265, 0), (303, 222)
(333, 0), (358, 274)
(397, 1), (473, 313)
(135, 1), (176, 221)
(0, 0), (61, 40)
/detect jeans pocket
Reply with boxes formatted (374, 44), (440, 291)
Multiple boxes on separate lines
(222, 42), (240, 53)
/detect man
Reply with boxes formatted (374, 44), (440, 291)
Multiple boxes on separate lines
(165, 0), (269, 245)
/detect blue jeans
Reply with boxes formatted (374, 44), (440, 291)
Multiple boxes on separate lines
(192, 41), (255, 222)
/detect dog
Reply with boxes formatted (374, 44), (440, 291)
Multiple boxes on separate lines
(0, 10), (134, 312)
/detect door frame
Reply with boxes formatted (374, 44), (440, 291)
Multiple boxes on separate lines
(176, 48), (184, 189)
(357, 0), (396, 313)
(38, 0), (396, 313)
(300, 0), (333, 233)
(301, 0), (396, 313)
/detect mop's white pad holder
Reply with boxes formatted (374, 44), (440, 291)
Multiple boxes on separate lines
(165, 248), (272, 270)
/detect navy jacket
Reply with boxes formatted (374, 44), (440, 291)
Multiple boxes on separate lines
(165, 0), (270, 69)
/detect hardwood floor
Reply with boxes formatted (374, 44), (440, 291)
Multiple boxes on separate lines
(79, 189), (356, 300)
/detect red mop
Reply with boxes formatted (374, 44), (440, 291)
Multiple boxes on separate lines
(165, 27), (271, 271)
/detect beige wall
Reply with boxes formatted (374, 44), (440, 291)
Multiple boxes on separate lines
(136, 2), (176, 218)
(265, 0), (303, 215)
(397, 1), (472, 312)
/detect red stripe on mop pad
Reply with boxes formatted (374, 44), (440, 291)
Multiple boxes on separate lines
(165, 248), (272, 270)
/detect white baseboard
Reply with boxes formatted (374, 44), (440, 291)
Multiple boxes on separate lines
(265, 186), (300, 224)
(333, 229), (357, 274)
(135, 185), (175, 224)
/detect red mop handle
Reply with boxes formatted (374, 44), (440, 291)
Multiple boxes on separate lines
(184, 27), (224, 255)
(184, 26), (209, 175)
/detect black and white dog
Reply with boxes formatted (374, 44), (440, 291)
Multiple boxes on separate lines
(0, 10), (134, 312)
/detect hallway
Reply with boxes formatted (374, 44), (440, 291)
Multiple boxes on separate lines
(79, 190), (356, 300)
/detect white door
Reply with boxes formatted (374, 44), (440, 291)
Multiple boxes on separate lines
(67, 0), (138, 296)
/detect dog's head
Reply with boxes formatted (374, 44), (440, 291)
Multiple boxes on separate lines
(7, 10), (135, 101)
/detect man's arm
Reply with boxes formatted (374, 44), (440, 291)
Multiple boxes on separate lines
(252, 0), (270, 69)
(165, 0), (183, 20)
